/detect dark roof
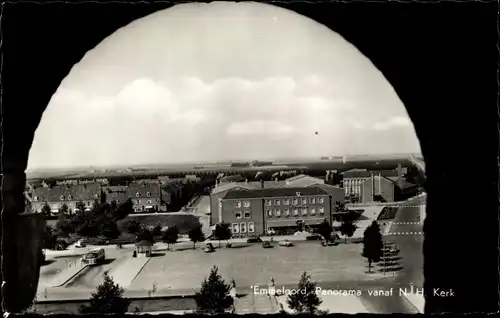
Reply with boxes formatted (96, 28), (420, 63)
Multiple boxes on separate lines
(343, 169), (400, 179)
(222, 187), (329, 200)
(220, 175), (245, 183)
(32, 182), (102, 202)
(127, 183), (160, 198)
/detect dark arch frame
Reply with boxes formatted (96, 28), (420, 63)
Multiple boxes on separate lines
(1, 1), (497, 314)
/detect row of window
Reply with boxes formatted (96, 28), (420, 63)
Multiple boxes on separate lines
(33, 194), (99, 202)
(135, 192), (153, 198)
(233, 197), (325, 208)
(235, 211), (252, 219)
(265, 197), (324, 206)
(135, 199), (154, 205)
(231, 222), (255, 234)
(267, 207), (324, 217)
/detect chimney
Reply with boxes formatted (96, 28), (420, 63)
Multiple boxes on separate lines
(260, 180), (264, 189)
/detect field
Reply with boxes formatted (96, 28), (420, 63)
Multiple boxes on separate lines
(27, 155), (414, 181)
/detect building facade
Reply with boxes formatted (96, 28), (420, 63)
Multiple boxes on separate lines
(220, 187), (333, 236)
(126, 183), (163, 213)
(30, 182), (103, 215)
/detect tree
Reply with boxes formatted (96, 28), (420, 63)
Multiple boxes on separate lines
(152, 223), (163, 237)
(55, 213), (74, 237)
(42, 224), (58, 250)
(188, 222), (206, 249)
(362, 221), (383, 273)
(100, 216), (121, 240)
(125, 219), (141, 235)
(60, 203), (69, 215)
(214, 222), (232, 248)
(334, 201), (346, 213)
(195, 266), (234, 314)
(80, 273), (131, 314)
(76, 201), (87, 214)
(41, 202), (51, 217)
(77, 219), (100, 238)
(317, 219), (332, 242)
(136, 227), (154, 243)
(162, 226), (179, 250)
(339, 220), (357, 244)
(110, 200), (118, 213)
(114, 199), (133, 220)
(287, 272), (322, 314)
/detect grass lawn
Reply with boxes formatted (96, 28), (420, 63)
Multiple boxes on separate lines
(129, 241), (368, 292)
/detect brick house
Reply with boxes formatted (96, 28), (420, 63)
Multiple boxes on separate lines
(360, 175), (418, 203)
(126, 182), (166, 213)
(30, 182), (103, 216)
(220, 187), (333, 237)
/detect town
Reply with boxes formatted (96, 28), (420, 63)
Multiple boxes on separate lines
(30, 155), (427, 314)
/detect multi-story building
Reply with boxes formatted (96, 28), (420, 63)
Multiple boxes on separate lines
(342, 166), (406, 200)
(360, 175), (417, 203)
(219, 187), (333, 236)
(126, 182), (165, 213)
(30, 182), (103, 215)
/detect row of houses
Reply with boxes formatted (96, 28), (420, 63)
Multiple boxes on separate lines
(26, 179), (185, 216)
(209, 169), (418, 236)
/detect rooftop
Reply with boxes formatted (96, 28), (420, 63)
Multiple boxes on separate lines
(223, 187), (329, 200)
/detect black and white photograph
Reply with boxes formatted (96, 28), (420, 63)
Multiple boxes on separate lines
(1, 0), (497, 316)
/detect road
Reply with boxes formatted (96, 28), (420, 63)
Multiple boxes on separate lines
(385, 196), (426, 289)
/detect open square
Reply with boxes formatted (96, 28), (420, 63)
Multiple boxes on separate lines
(129, 241), (368, 291)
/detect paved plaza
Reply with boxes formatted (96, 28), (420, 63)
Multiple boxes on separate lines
(129, 241), (368, 291)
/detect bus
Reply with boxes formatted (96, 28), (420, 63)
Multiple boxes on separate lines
(82, 248), (105, 265)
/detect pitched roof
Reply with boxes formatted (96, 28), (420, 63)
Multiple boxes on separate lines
(247, 181), (287, 189)
(211, 182), (255, 195)
(222, 187), (329, 200)
(32, 182), (102, 202)
(127, 183), (160, 198)
(220, 175), (245, 184)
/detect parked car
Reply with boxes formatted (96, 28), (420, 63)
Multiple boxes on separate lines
(278, 240), (294, 247)
(75, 240), (86, 248)
(306, 234), (322, 241)
(204, 242), (214, 253)
(321, 239), (337, 246)
(262, 241), (274, 248)
(53, 239), (68, 251)
(247, 235), (263, 243)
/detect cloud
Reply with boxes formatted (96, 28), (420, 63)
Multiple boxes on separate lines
(29, 75), (418, 168)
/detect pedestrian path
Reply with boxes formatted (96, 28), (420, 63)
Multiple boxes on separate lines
(387, 232), (423, 236)
(107, 256), (151, 288)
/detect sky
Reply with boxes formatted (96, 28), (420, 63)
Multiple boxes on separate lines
(27, 1), (421, 170)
